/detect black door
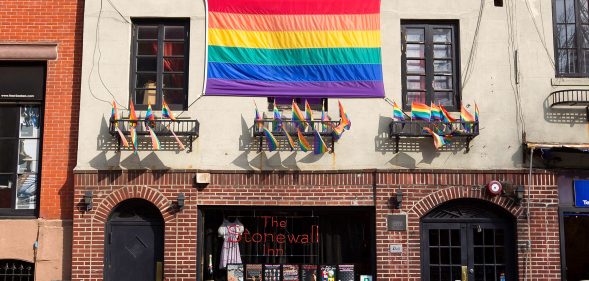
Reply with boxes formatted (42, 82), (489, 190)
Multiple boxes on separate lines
(421, 199), (517, 281)
(105, 199), (164, 281)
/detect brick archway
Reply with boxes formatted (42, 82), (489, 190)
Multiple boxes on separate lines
(93, 185), (174, 224)
(408, 185), (523, 219)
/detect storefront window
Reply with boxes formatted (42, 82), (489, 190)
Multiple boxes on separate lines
(199, 207), (375, 281)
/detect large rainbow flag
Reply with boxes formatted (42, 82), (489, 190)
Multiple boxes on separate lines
(205, 0), (384, 97)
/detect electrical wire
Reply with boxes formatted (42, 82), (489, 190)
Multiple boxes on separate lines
(523, 0), (556, 69)
(505, 0), (527, 142)
(461, 0), (485, 91)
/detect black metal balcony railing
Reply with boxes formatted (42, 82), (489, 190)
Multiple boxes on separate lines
(253, 118), (341, 152)
(389, 120), (479, 153)
(548, 89), (589, 121)
(109, 118), (199, 151)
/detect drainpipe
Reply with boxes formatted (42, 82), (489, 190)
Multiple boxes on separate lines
(525, 147), (534, 281)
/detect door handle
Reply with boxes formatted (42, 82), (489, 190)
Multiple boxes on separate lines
(461, 266), (468, 281)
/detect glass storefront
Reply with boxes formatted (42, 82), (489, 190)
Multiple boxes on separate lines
(199, 206), (375, 281)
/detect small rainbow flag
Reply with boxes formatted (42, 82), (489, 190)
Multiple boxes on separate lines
(305, 100), (313, 127)
(254, 107), (264, 131)
(338, 101), (351, 130)
(313, 130), (328, 154)
(262, 128), (279, 151)
(461, 104), (475, 132)
(431, 103), (443, 121)
(273, 102), (282, 130)
(283, 127), (296, 151)
(332, 122), (345, 140)
(475, 102), (479, 121)
(111, 101), (129, 147)
(292, 101), (308, 129)
(423, 127), (448, 149)
(440, 105), (456, 122)
(411, 101), (431, 121)
(321, 105), (331, 132)
(162, 100), (176, 121)
(297, 129), (311, 152)
(146, 126), (162, 150)
(130, 126), (138, 153)
(129, 101), (138, 127)
(392, 101), (404, 121)
(145, 103), (156, 128)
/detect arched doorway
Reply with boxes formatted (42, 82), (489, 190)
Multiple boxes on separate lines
(420, 199), (517, 281)
(104, 199), (164, 281)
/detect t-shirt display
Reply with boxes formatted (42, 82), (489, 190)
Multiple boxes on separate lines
(264, 264), (281, 281)
(227, 264), (244, 281)
(246, 264), (263, 281)
(282, 265), (300, 281)
(337, 265), (354, 281)
(320, 265), (336, 281)
(301, 265), (318, 281)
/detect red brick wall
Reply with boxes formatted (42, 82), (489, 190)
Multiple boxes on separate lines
(72, 169), (560, 281)
(0, 0), (83, 219)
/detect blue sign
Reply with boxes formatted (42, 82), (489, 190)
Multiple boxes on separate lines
(574, 180), (589, 207)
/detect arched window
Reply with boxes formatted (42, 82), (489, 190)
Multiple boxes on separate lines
(0, 259), (34, 280)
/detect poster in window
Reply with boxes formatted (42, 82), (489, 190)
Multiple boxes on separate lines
(320, 265), (336, 281)
(15, 173), (36, 209)
(359, 275), (372, 281)
(19, 106), (40, 138)
(18, 139), (39, 174)
(282, 264), (299, 281)
(301, 265), (317, 281)
(263, 264), (281, 281)
(228, 264), (244, 281)
(337, 265), (354, 281)
(245, 264), (263, 281)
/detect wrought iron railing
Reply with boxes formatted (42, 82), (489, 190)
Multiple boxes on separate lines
(253, 119), (340, 152)
(109, 118), (199, 151)
(389, 120), (479, 153)
(548, 89), (589, 121)
(0, 260), (34, 281)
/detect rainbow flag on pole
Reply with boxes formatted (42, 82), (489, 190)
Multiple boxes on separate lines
(411, 102), (431, 121)
(423, 127), (448, 149)
(297, 129), (311, 152)
(283, 127), (296, 151)
(431, 103), (443, 121)
(128, 101), (139, 152)
(461, 104), (475, 132)
(440, 105), (456, 123)
(475, 102), (480, 121)
(338, 101), (351, 130)
(292, 101), (308, 129)
(313, 130), (329, 154)
(262, 128), (279, 151)
(205, 0), (384, 98)
(321, 105), (331, 132)
(111, 101), (129, 147)
(162, 100), (176, 121)
(392, 101), (404, 121)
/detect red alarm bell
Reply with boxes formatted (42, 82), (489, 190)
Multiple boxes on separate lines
(486, 180), (503, 196)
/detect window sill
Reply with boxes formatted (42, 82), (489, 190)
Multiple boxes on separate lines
(551, 77), (589, 87)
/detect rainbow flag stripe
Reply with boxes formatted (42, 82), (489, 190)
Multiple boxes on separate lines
(423, 127), (447, 149)
(292, 101), (308, 128)
(262, 128), (279, 151)
(283, 127), (296, 151)
(392, 101), (404, 121)
(129, 101), (138, 127)
(431, 103), (443, 121)
(338, 101), (351, 130)
(162, 100), (176, 121)
(297, 129), (311, 152)
(313, 130), (328, 154)
(440, 105), (456, 122)
(411, 102), (431, 121)
(205, 0), (384, 98)
(475, 102), (479, 121)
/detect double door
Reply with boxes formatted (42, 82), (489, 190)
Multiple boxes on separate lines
(421, 222), (516, 281)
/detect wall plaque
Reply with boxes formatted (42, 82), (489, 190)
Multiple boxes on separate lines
(387, 214), (407, 231)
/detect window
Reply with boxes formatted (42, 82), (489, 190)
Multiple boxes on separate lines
(553, 0), (589, 76)
(0, 62), (44, 217)
(401, 22), (460, 111)
(131, 20), (189, 110)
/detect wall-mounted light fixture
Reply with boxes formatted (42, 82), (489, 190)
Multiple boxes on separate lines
(83, 191), (93, 212)
(389, 189), (403, 209)
(174, 192), (185, 211)
(513, 186), (525, 205)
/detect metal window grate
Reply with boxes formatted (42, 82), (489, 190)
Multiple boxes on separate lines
(0, 260), (34, 281)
